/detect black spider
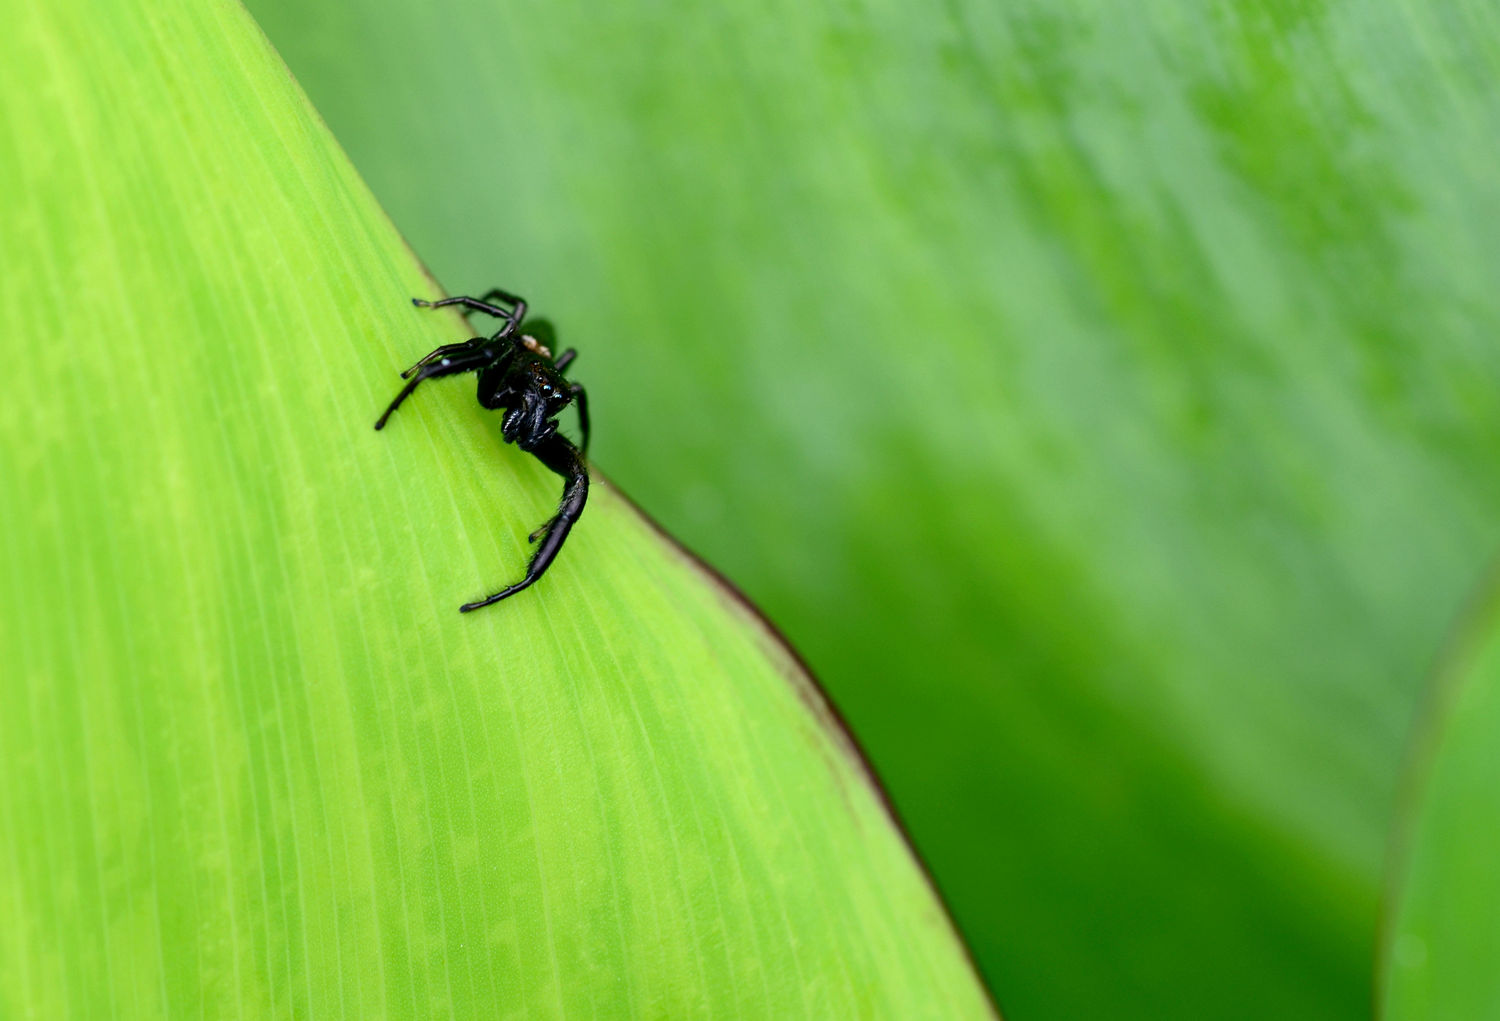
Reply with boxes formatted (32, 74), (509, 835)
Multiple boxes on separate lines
(375, 287), (590, 612)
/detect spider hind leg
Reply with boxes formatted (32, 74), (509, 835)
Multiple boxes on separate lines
(460, 434), (588, 611)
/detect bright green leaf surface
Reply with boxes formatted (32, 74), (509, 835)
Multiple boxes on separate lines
(244, 0), (1500, 1016)
(0, 0), (993, 1016)
(1381, 579), (1500, 1020)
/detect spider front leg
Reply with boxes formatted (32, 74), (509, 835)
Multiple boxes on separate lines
(460, 433), (589, 612)
(374, 342), (502, 430)
(399, 337), (486, 379)
(414, 288), (528, 332)
(547, 347), (589, 456)
(569, 382), (590, 456)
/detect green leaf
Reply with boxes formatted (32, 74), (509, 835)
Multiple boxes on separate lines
(0, 1), (991, 1016)
(1381, 577), (1500, 1020)
(243, 0), (1500, 1016)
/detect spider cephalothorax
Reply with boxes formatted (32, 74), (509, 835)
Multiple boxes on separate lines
(375, 287), (590, 612)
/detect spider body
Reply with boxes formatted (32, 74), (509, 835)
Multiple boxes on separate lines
(375, 288), (590, 612)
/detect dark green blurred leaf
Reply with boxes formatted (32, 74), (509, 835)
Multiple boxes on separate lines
(246, 0), (1500, 1016)
(0, 0), (992, 1015)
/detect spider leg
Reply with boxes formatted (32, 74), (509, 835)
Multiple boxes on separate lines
(553, 347), (577, 372)
(460, 434), (589, 612)
(413, 294), (509, 319)
(414, 289), (528, 338)
(400, 336), (487, 379)
(474, 288), (528, 324)
(569, 382), (590, 456)
(374, 344), (497, 430)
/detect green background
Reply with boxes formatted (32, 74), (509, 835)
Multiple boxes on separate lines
(243, 0), (1500, 1017)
